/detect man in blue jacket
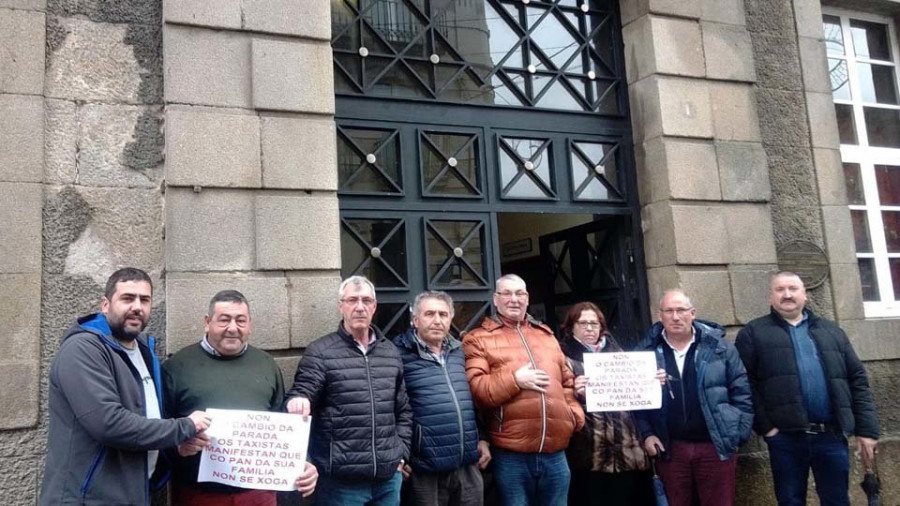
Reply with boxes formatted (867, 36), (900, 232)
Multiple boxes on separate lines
(40, 268), (211, 506)
(634, 289), (753, 506)
(393, 291), (491, 506)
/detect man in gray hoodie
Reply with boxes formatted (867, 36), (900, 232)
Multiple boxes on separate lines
(40, 268), (211, 506)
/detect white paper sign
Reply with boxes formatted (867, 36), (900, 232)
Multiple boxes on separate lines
(198, 408), (311, 491)
(584, 351), (661, 412)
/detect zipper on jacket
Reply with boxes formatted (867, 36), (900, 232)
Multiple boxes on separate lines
(516, 322), (547, 453)
(440, 361), (466, 466)
(80, 447), (107, 497)
(363, 354), (378, 478)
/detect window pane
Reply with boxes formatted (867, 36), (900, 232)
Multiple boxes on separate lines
(851, 19), (892, 61)
(875, 164), (900, 205)
(829, 58), (851, 100)
(864, 107), (900, 148)
(858, 258), (880, 301)
(850, 210), (872, 253)
(857, 63), (898, 104)
(824, 15), (845, 56)
(882, 210), (900, 252)
(835, 104), (858, 145)
(843, 163), (865, 204)
(891, 259), (900, 301)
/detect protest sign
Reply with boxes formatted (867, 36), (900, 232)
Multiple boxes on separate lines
(198, 408), (311, 491)
(583, 351), (661, 412)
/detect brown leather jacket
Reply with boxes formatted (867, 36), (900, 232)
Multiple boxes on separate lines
(462, 314), (585, 454)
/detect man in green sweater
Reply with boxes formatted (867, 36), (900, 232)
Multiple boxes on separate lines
(162, 289), (318, 505)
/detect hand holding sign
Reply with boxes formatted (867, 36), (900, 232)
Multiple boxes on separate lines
(583, 351), (662, 412)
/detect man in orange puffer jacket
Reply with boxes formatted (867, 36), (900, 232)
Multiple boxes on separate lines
(463, 274), (585, 506)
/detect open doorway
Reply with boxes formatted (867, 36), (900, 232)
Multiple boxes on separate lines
(497, 212), (645, 348)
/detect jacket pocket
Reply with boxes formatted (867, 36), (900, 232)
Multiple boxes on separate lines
(80, 446), (107, 498)
(413, 424), (423, 455)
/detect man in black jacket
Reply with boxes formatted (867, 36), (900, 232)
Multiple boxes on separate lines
(285, 275), (413, 505)
(735, 272), (879, 506)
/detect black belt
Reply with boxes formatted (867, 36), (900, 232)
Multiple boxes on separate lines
(804, 422), (839, 434)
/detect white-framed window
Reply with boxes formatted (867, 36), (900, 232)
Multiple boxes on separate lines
(825, 9), (900, 318)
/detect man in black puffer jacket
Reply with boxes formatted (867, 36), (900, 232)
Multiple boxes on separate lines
(736, 272), (879, 506)
(393, 291), (491, 506)
(285, 276), (413, 505)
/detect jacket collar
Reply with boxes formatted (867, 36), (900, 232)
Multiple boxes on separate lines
(480, 313), (553, 335)
(768, 306), (816, 329)
(74, 312), (153, 354)
(643, 319), (725, 351)
(336, 320), (385, 348)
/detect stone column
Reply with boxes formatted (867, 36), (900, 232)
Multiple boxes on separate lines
(622, 0), (777, 330)
(162, 0), (341, 378)
(0, 0), (45, 480)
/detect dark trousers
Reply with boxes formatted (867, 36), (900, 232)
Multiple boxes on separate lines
(172, 485), (276, 506)
(490, 448), (569, 506)
(765, 431), (850, 506)
(401, 463), (483, 506)
(656, 440), (736, 506)
(568, 470), (655, 506)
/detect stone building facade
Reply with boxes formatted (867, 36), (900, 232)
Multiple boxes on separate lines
(0, 0), (897, 504)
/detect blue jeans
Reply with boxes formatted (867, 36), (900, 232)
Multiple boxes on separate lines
(491, 448), (569, 506)
(313, 471), (402, 506)
(765, 431), (850, 506)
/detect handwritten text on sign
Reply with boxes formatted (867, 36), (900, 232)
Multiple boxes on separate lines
(198, 409), (310, 491)
(584, 351), (661, 412)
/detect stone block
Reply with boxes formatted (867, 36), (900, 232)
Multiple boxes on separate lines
(735, 452), (778, 505)
(275, 356), (300, 389)
(0, 0), (45, 9)
(164, 25), (251, 108)
(636, 137), (719, 204)
(0, 94), (43, 183)
(710, 82), (761, 142)
(828, 263), (865, 321)
(813, 148), (847, 206)
(260, 115), (337, 190)
(756, 89), (810, 147)
(60, 188), (165, 286)
(165, 188), (255, 272)
(807, 91), (840, 149)
(0, 183), (41, 274)
(620, 0), (701, 26)
(647, 266), (736, 325)
(0, 455), (39, 505)
(723, 203), (777, 264)
(729, 265), (776, 324)
(640, 200), (676, 268)
(702, 22), (755, 82)
(798, 37), (830, 94)
(255, 194), (341, 270)
(744, 0), (796, 36)
(623, 15), (704, 84)
(287, 271), (341, 347)
(840, 319), (900, 361)
(765, 146), (816, 209)
(163, 0), (241, 29)
(716, 141), (771, 201)
(629, 76), (713, 142)
(700, 0), (745, 25)
(0, 8), (44, 95)
(671, 204), (729, 264)
(166, 273), (290, 353)
(251, 38), (334, 113)
(44, 99), (76, 184)
(46, 17), (159, 103)
(166, 107), (261, 188)
(0, 273), (40, 361)
(77, 104), (164, 187)
(821, 205), (857, 264)
(750, 34), (803, 91)
(0, 361), (38, 429)
(243, 0), (330, 40)
(793, 0), (824, 39)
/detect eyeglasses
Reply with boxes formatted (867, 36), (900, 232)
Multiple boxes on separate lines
(575, 321), (601, 328)
(660, 307), (693, 317)
(341, 297), (376, 307)
(496, 291), (528, 299)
